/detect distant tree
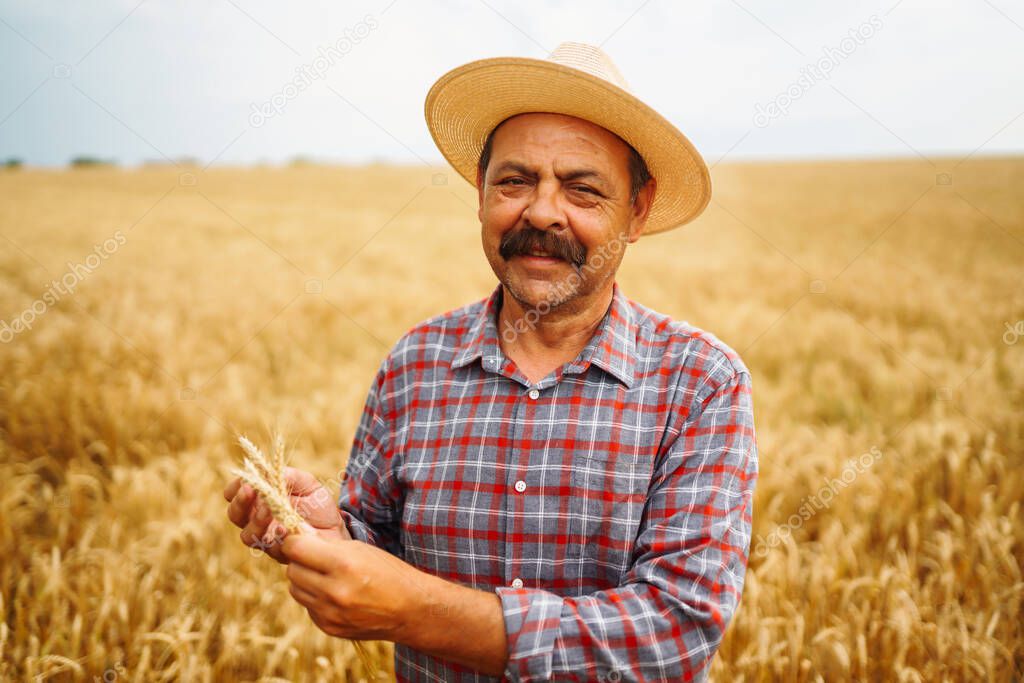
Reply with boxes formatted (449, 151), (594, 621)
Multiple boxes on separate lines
(70, 156), (117, 167)
(4, 158), (23, 169)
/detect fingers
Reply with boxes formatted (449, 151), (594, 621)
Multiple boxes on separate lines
(280, 533), (339, 574)
(223, 476), (242, 502)
(260, 521), (291, 564)
(288, 579), (320, 607)
(242, 528), (290, 565)
(263, 519), (284, 544)
(240, 497), (272, 544)
(237, 515), (290, 564)
(265, 545), (289, 564)
(227, 483), (257, 528)
(286, 557), (332, 596)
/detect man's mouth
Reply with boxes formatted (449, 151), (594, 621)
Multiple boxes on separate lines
(519, 248), (563, 261)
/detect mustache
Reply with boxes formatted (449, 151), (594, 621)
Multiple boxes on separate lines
(499, 227), (587, 269)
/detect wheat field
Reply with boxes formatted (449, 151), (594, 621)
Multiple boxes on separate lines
(1, 157), (1021, 681)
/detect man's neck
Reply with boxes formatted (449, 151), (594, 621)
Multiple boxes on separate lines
(496, 283), (614, 365)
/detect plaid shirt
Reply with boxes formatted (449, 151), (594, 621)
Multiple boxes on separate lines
(337, 281), (758, 682)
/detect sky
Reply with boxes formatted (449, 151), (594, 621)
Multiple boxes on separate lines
(1, 0), (1022, 168)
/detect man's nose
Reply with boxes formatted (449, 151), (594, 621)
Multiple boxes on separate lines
(522, 178), (568, 231)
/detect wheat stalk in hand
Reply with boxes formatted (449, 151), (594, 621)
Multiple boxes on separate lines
(230, 432), (380, 677)
(233, 435), (299, 528)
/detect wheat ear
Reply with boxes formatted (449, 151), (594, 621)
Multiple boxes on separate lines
(230, 465), (304, 534)
(237, 435), (282, 494)
(271, 431), (287, 491)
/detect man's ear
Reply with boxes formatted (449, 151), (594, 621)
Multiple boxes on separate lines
(476, 167), (485, 222)
(626, 177), (656, 243)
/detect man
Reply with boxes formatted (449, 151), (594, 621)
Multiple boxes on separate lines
(224, 41), (757, 682)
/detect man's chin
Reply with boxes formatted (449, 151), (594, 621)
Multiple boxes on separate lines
(503, 275), (581, 311)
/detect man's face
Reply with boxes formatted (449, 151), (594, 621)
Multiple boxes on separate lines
(476, 112), (655, 313)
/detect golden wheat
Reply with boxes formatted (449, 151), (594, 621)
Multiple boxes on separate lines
(1, 159), (1021, 681)
(233, 434), (300, 532)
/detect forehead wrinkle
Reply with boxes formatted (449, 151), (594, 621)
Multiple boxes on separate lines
(492, 115), (629, 176)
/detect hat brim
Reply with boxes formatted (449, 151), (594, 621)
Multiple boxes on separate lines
(424, 56), (712, 236)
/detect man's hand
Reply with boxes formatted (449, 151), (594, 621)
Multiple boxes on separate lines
(280, 531), (510, 675)
(224, 466), (351, 563)
(279, 531), (422, 642)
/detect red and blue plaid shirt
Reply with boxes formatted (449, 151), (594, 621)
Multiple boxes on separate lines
(338, 280), (758, 682)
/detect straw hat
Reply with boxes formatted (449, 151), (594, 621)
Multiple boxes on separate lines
(423, 41), (712, 236)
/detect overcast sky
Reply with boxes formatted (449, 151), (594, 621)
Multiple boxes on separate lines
(1, 0), (1022, 167)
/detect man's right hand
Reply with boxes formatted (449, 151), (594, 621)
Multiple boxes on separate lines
(224, 466), (352, 564)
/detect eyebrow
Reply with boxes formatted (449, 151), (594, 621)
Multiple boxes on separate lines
(492, 161), (611, 190)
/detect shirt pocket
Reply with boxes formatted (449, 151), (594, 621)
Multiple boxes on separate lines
(568, 450), (651, 585)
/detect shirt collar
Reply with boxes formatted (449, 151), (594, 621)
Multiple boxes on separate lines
(451, 281), (637, 389)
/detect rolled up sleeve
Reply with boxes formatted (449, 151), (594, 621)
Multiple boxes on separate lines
(496, 369), (758, 682)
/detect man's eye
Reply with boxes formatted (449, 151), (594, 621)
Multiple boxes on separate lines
(500, 178), (525, 186)
(572, 185), (597, 195)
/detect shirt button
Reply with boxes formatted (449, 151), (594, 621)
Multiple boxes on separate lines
(527, 388), (540, 400)
(514, 479), (526, 493)
(511, 577), (524, 589)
